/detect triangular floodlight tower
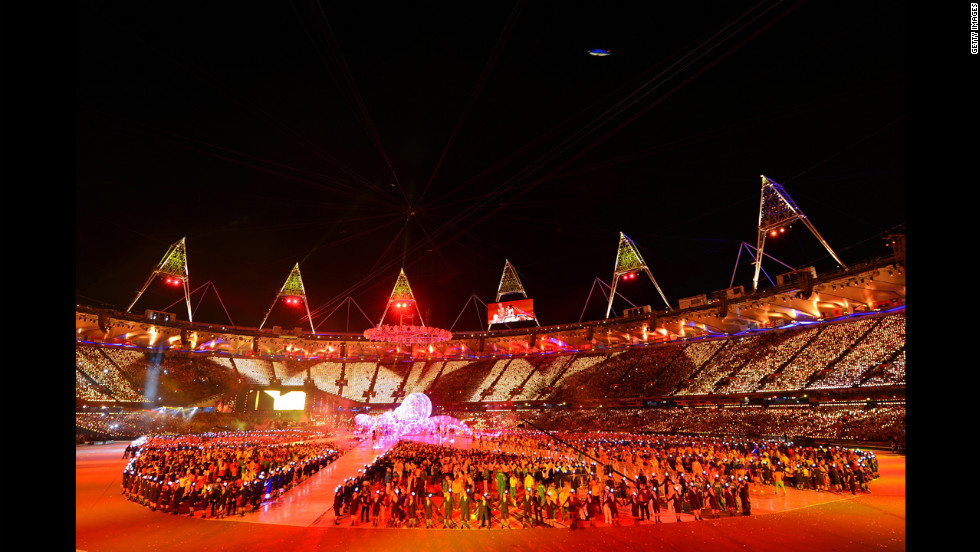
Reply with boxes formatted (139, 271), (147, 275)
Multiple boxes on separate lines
(490, 259), (540, 330)
(258, 262), (316, 334)
(379, 268), (425, 326)
(605, 232), (671, 319)
(126, 237), (193, 322)
(365, 268), (451, 344)
(495, 259), (528, 302)
(752, 175), (846, 292)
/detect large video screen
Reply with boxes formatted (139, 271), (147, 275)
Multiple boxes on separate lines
(488, 298), (536, 325)
(251, 389), (307, 411)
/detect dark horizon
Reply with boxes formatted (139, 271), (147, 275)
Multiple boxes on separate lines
(75, 1), (905, 333)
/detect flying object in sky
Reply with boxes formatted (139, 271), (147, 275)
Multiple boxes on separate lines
(587, 49), (611, 56)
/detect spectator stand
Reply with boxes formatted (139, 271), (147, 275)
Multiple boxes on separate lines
(472, 358), (513, 402)
(231, 357), (275, 386)
(807, 313), (904, 390)
(399, 360), (444, 400)
(371, 361), (412, 404)
(606, 346), (681, 398)
(488, 357), (538, 402)
(794, 317), (879, 390)
(860, 347), (905, 387)
(273, 359), (310, 387)
(504, 354), (559, 401)
(426, 358), (493, 405)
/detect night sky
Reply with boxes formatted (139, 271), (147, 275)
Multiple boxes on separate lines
(75, 1), (905, 333)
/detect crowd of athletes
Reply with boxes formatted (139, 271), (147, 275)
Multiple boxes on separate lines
(328, 429), (879, 529)
(116, 408), (887, 526)
(121, 429), (345, 518)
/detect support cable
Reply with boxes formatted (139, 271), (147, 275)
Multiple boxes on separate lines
(520, 417), (634, 484)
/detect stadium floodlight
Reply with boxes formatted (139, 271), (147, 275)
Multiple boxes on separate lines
(364, 269), (451, 344)
(258, 262), (316, 335)
(752, 175), (846, 292)
(488, 260), (540, 330)
(605, 232), (671, 319)
(126, 237), (193, 322)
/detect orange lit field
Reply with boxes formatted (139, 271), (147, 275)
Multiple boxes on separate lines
(76, 435), (905, 552)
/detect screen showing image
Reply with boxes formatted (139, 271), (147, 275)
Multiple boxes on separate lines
(262, 390), (307, 411)
(488, 298), (535, 325)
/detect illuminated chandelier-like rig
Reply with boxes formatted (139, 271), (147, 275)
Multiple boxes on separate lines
(363, 268), (451, 345)
(364, 323), (452, 344)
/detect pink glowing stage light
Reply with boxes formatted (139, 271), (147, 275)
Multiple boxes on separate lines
(355, 393), (470, 437)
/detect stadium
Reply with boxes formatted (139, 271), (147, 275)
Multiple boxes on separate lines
(75, 229), (906, 552)
(76, 2), (905, 551)
(75, 237), (906, 432)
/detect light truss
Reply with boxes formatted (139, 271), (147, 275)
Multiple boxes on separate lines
(490, 259), (539, 330)
(495, 259), (527, 302)
(365, 269), (451, 344)
(258, 262), (316, 334)
(126, 237), (193, 322)
(753, 175), (846, 291)
(605, 232), (670, 318)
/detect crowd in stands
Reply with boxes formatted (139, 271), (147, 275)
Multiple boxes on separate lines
(76, 370), (115, 402)
(509, 355), (572, 401)
(310, 361), (344, 395)
(427, 359), (497, 404)
(273, 359), (309, 386)
(77, 411), (153, 440)
(540, 355), (608, 401)
(76, 345), (245, 405)
(559, 351), (634, 401)
(372, 364), (409, 403)
(76, 408), (310, 441)
(401, 361), (443, 397)
(484, 358), (537, 401)
(607, 347), (677, 398)
(470, 359), (511, 402)
(76, 346), (145, 402)
(658, 340), (726, 395)
(716, 328), (819, 394)
(232, 357), (275, 385)
(808, 314), (905, 389)
(100, 347), (153, 384)
(861, 349), (905, 387)
(761, 318), (877, 392)
(121, 429), (346, 518)
(77, 312), (906, 429)
(342, 362), (378, 401)
(455, 405), (906, 447)
(678, 335), (765, 396)
(156, 355), (243, 403)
